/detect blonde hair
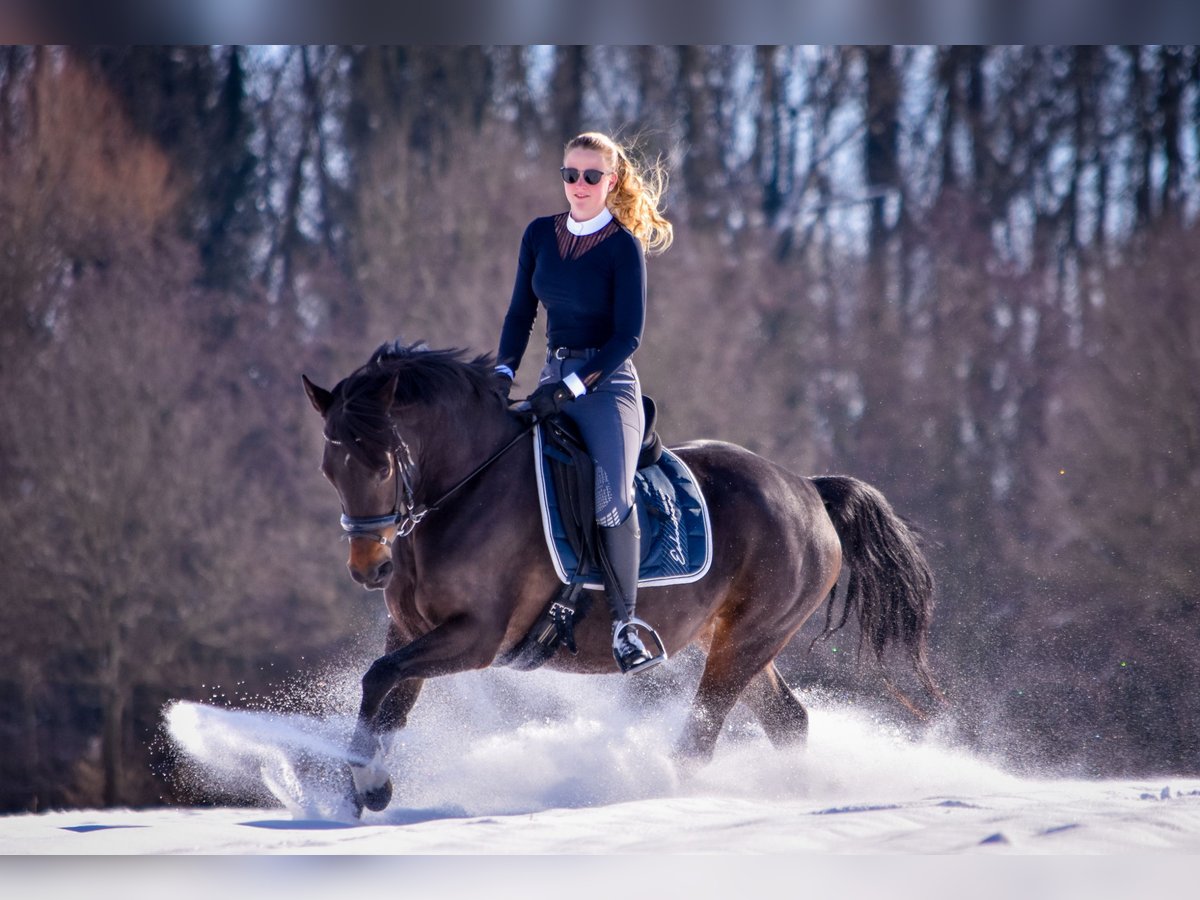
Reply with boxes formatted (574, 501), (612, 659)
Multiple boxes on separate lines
(566, 131), (674, 256)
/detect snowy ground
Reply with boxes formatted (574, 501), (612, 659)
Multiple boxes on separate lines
(5, 775), (1200, 855)
(2, 664), (1199, 895)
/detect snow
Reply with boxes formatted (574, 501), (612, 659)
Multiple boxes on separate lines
(8, 780), (1200, 855)
(2, 664), (1199, 896)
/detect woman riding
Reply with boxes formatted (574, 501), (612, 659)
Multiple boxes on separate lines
(493, 131), (674, 675)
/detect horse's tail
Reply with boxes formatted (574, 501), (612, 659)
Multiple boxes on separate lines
(810, 475), (945, 715)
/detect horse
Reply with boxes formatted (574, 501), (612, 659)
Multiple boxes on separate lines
(302, 341), (942, 815)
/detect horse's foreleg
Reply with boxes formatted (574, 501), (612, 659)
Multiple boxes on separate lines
(376, 677), (423, 734)
(375, 621), (426, 739)
(347, 614), (497, 813)
(346, 676), (423, 813)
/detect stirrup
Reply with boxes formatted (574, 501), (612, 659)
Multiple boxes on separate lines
(612, 618), (667, 675)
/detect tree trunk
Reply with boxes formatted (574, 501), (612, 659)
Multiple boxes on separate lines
(1158, 46), (1185, 222)
(863, 45), (900, 257)
(755, 46), (784, 223)
(551, 46), (585, 144)
(19, 657), (41, 812)
(101, 634), (125, 807)
(1126, 45), (1154, 226)
(678, 45), (722, 227)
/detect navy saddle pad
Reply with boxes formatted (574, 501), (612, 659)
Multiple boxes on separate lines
(533, 424), (712, 590)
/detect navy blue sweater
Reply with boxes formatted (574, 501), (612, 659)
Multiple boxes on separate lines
(497, 212), (646, 388)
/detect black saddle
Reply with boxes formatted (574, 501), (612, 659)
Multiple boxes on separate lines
(546, 395), (662, 470)
(636, 395), (664, 470)
(539, 394), (663, 571)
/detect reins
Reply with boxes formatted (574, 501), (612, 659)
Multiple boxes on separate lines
(339, 414), (537, 545)
(405, 419), (537, 530)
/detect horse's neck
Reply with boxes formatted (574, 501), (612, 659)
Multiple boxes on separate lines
(409, 404), (524, 504)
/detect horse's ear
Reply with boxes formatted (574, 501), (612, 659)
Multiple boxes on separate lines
(302, 374), (334, 416)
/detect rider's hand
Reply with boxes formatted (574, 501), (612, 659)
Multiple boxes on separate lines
(528, 380), (576, 418)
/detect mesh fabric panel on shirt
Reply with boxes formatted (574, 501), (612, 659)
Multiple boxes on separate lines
(554, 212), (620, 261)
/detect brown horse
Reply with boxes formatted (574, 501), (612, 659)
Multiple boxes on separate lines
(303, 342), (941, 814)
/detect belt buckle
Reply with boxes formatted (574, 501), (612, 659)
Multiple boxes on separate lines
(554, 347), (570, 360)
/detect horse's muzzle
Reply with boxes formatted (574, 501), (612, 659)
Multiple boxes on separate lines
(348, 557), (393, 590)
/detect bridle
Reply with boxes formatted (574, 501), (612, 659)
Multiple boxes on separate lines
(335, 419), (537, 547)
(333, 430), (420, 547)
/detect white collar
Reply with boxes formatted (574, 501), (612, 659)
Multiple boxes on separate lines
(566, 207), (613, 236)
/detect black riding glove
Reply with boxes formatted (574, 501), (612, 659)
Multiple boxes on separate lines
(528, 380), (576, 419)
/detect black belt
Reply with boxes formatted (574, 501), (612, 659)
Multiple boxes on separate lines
(548, 347), (597, 360)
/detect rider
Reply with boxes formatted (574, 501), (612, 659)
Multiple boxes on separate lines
(494, 131), (674, 674)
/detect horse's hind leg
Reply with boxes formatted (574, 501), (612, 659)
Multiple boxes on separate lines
(741, 662), (808, 747)
(675, 621), (781, 765)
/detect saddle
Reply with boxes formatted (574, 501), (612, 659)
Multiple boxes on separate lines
(495, 395), (711, 672)
(539, 395), (664, 578)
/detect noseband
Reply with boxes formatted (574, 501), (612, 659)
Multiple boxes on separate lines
(334, 420), (535, 547)
(335, 431), (425, 547)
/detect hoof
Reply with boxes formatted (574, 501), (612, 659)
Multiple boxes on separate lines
(349, 750), (393, 814)
(361, 778), (393, 813)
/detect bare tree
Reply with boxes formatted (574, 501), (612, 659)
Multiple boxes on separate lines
(0, 56), (356, 808)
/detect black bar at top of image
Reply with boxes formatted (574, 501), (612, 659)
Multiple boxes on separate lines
(4, 0), (1200, 45)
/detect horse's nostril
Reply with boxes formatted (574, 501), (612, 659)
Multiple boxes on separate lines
(376, 561), (394, 582)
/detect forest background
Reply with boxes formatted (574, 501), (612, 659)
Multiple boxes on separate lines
(1, 45), (1197, 812)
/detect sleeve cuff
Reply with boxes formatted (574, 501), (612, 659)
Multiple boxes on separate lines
(562, 372), (587, 398)
(494, 364), (514, 380)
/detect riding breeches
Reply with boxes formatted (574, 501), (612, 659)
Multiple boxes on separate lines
(538, 354), (644, 527)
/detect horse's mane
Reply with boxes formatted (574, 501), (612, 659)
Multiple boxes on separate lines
(326, 341), (503, 469)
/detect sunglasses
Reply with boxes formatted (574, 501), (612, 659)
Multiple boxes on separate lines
(560, 167), (609, 186)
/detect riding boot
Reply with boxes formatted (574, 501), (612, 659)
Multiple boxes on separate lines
(599, 510), (665, 674)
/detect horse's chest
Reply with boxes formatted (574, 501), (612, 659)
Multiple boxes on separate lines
(385, 588), (434, 632)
